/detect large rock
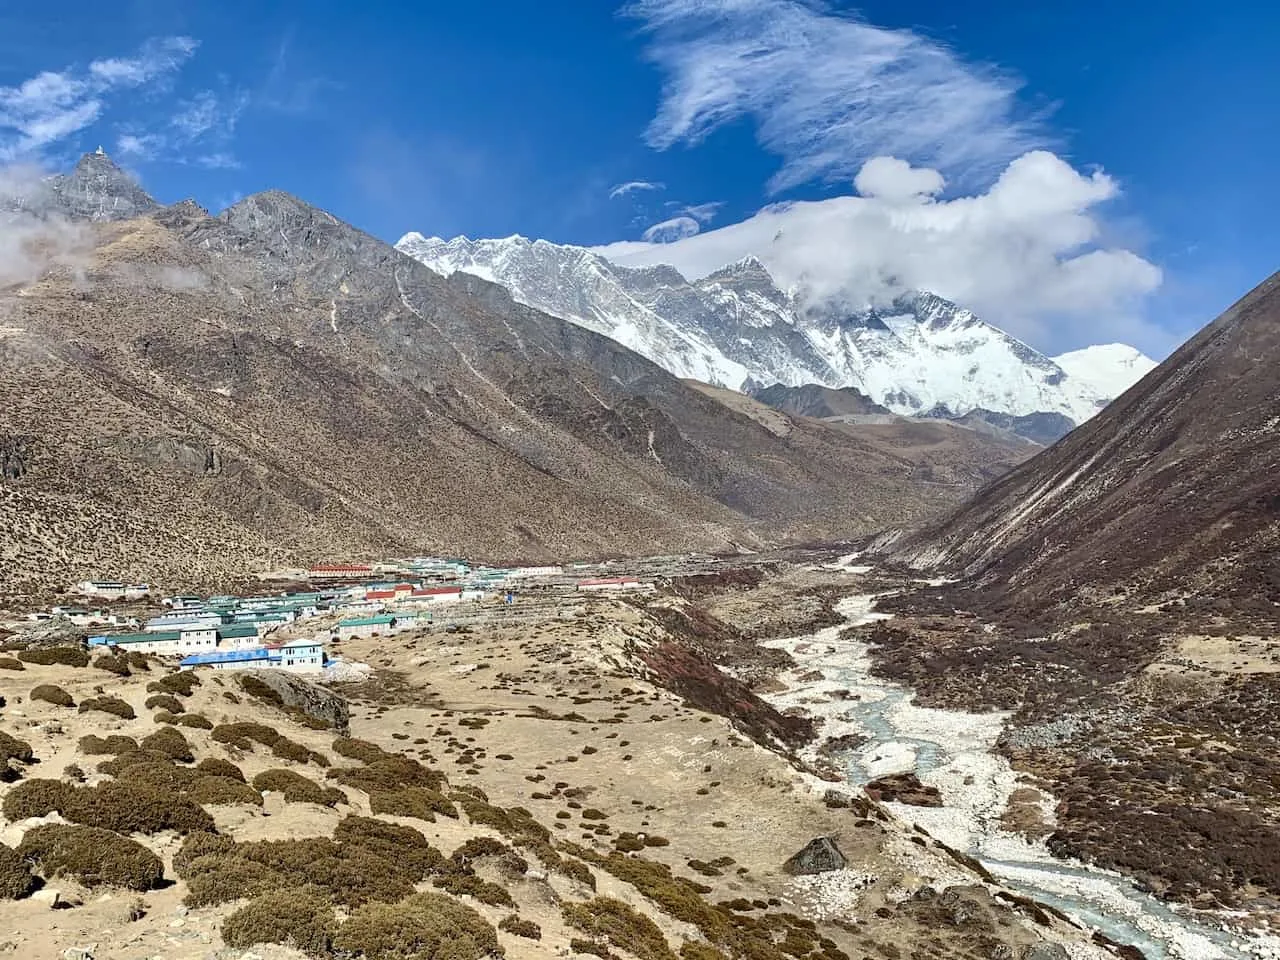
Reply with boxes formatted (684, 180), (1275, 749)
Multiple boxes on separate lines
(8, 618), (88, 650)
(782, 837), (847, 876)
(237, 670), (349, 733)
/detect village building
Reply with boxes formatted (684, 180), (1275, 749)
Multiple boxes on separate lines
(335, 614), (397, 640)
(576, 577), (650, 593)
(179, 638), (325, 673)
(75, 580), (150, 601)
(307, 564), (373, 581)
(403, 585), (463, 604)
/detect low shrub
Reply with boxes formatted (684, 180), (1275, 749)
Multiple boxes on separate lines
(332, 892), (501, 960)
(252, 769), (345, 807)
(175, 713), (213, 730)
(0, 731), (34, 764)
(0, 843), (37, 899)
(0, 657), (24, 671)
(78, 734), (138, 755)
(17, 823), (164, 890)
(451, 836), (510, 867)
(271, 737), (329, 767)
(369, 787), (458, 821)
(334, 816), (448, 878)
(563, 896), (677, 960)
(196, 757), (245, 782)
(147, 672), (200, 697)
(237, 674), (284, 706)
(571, 938), (614, 959)
(78, 695), (135, 720)
(333, 736), (389, 764)
(2, 779), (74, 820)
(140, 726), (194, 763)
(97, 752), (197, 791)
(93, 654), (131, 676)
(188, 775), (264, 806)
(29, 684), (74, 708)
(144, 693), (184, 714)
(124, 651), (151, 672)
(221, 886), (337, 956)
(62, 780), (214, 835)
(329, 756), (447, 794)
(212, 722), (281, 750)
(680, 943), (732, 960)
(18, 647), (89, 668)
(432, 872), (516, 907)
(499, 914), (542, 940)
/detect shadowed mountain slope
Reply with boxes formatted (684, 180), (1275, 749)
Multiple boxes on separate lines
(887, 270), (1280, 623)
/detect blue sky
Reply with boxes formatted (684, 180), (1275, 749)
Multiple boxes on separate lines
(1, 0), (1276, 357)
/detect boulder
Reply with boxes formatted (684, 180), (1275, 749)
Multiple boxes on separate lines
(1022, 945), (1070, 960)
(236, 670), (349, 733)
(782, 837), (847, 875)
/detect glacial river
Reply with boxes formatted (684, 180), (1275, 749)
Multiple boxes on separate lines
(759, 579), (1279, 960)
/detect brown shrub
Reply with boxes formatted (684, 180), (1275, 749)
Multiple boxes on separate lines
(335, 816), (448, 878)
(188, 775), (264, 807)
(196, 757), (246, 782)
(93, 654), (131, 676)
(499, 914), (542, 940)
(0, 843), (37, 900)
(18, 647), (89, 668)
(96, 752), (197, 791)
(78, 695), (135, 720)
(146, 671), (201, 697)
(329, 755), (447, 793)
(0, 657), (24, 671)
(333, 892), (501, 960)
(144, 693), (184, 714)
(433, 872), (516, 907)
(29, 684), (74, 708)
(212, 722), (281, 750)
(222, 886), (337, 956)
(237, 674), (285, 706)
(369, 787), (458, 822)
(78, 734), (138, 755)
(64, 780), (214, 835)
(2, 779), (74, 820)
(0, 731), (34, 764)
(252, 769), (344, 807)
(563, 897), (676, 960)
(333, 736), (389, 764)
(175, 712), (213, 730)
(140, 726), (194, 763)
(271, 737), (329, 767)
(17, 824), (164, 890)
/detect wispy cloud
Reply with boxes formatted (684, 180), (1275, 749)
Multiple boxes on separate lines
(0, 36), (197, 160)
(609, 179), (665, 199)
(624, 0), (1045, 193)
(677, 201), (722, 223)
(261, 26), (341, 115)
(642, 214), (701, 242)
(117, 87), (248, 167)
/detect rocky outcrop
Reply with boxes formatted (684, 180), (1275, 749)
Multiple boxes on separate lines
(0, 436), (32, 481)
(782, 837), (847, 875)
(237, 671), (349, 733)
(864, 772), (944, 807)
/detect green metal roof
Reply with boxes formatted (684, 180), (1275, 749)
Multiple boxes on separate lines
(99, 631), (180, 644)
(216, 624), (260, 639)
(338, 615), (397, 627)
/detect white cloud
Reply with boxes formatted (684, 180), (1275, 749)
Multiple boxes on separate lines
(625, 0), (1043, 193)
(642, 215), (701, 242)
(0, 37), (196, 159)
(609, 179), (665, 199)
(679, 201), (723, 223)
(0, 164), (93, 288)
(596, 151), (1165, 353)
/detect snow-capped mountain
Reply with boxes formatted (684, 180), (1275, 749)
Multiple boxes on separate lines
(396, 232), (1154, 425)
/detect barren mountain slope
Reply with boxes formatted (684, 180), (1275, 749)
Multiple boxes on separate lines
(887, 269), (1280, 623)
(1, 159), (1022, 596)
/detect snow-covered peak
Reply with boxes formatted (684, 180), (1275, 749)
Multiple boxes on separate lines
(395, 230), (1153, 426)
(1052, 343), (1158, 400)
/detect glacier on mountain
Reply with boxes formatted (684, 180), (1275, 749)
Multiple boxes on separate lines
(396, 232), (1155, 425)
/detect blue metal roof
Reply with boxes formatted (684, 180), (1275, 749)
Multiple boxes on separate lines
(180, 648), (277, 666)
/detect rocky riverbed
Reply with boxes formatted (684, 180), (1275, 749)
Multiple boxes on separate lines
(757, 572), (1280, 960)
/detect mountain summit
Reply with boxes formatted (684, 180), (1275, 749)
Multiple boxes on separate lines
(397, 232), (1155, 426)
